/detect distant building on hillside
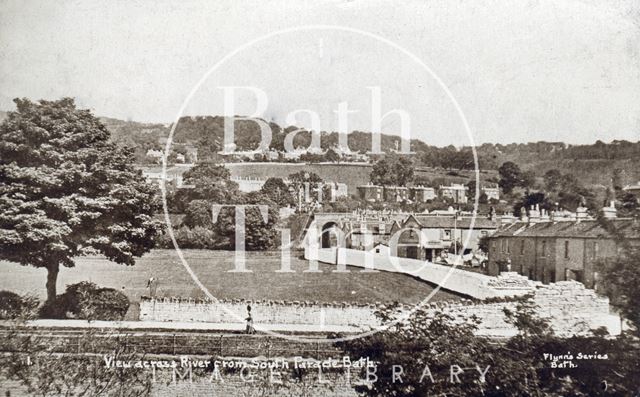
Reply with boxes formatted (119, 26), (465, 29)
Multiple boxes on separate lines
(357, 184), (384, 202)
(230, 177), (265, 192)
(325, 181), (349, 200)
(622, 181), (640, 200)
(358, 184), (430, 203)
(140, 164), (194, 189)
(283, 147), (307, 160)
(384, 186), (409, 202)
(146, 149), (164, 160)
(409, 186), (437, 202)
(230, 176), (348, 199)
(439, 183), (468, 204)
(481, 185), (500, 201)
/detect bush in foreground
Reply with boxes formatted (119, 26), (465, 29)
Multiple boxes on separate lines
(41, 282), (130, 321)
(0, 291), (39, 319)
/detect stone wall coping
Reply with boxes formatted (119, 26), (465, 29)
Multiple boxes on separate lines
(139, 280), (609, 314)
(139, 295), (486, 310)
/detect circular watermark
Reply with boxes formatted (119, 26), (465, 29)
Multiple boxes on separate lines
(161, 24), (480, 343)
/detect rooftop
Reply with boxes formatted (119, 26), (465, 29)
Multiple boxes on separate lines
(491, 218), (640, 239)
(411, 214), (502, 229)
(623, 182), (640, 192)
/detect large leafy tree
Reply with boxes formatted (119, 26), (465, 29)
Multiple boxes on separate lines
(288, 171), (323, 205)
(513, 191), (554, 216)
(260, 177), (295, 207)
(169, 162), (240, 213)
(498, 161), (522, 194)
(0, 98), (161, 306)
(370, 155), (414, 186)
(543, 169), (563, 191)
(180, 162), (240, 203)
(177, 164), (279, 250)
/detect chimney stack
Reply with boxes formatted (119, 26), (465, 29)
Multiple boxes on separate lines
(501, 212), (516, 224)
(520, 206), (528, 222)
(540, 208), (550, 222)
(528, 204), (541, 224)
(575, 205), (589, 223)
(602, 201), (617, 219)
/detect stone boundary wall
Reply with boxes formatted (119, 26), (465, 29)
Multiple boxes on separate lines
(139, 280), (615, 336)
(139, 297), (377, 327)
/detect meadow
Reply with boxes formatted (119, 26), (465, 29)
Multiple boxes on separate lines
(0, 249), (461, 309)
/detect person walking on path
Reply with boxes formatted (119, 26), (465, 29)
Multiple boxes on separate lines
(146, 277), (158, 298)
(245, 305), (255, 334)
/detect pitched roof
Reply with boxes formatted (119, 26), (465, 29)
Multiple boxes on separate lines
(491, 219), (640, 239)
(623, 183), (640, 192)
(411, 214), (501, 229)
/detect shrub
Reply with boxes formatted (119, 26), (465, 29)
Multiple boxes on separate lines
(155, 225), (225, 249)
(53, 282), (130, 321)
(0, 290), (40, 319)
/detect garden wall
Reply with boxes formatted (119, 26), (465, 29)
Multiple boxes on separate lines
(139, 279), (617, 336)
(140, 297), (376, 328)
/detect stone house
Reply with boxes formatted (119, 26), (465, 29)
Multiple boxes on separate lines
(439, 183), (468, 204)
(487, 204), (640, 288)
(139, 164), (194, 189)
(409, 186), (437, 202)
(357, 184), (411, 203)
(391, 213), (501, 261)
(383, 186), (409, 202)
(622, 181), (640, 202)
(343, 218), (403, 250)
(481, 185), (500, 201)
(357, 184), (384, 202)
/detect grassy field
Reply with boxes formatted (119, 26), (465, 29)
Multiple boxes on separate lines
(0, 249), (460, 308)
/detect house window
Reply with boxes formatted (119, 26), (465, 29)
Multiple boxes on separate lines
(564, 241), (569, 259)
(565, 269), (583, 283)
(541, 240), (546, 257)
(593, 242), (599, 259)
(520, 240), (525, 255)
(506, 239), (510, 253)
(443, 230), (451, 240)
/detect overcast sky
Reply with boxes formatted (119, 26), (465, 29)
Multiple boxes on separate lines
(1, 0), (639, 146)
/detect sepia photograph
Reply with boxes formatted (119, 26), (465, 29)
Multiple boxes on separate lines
(0, 0), (639, 395)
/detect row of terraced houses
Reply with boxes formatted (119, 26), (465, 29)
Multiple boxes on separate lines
(308, 201), (639, 290)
